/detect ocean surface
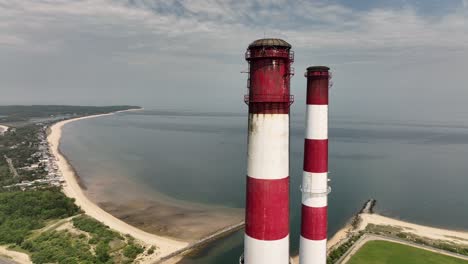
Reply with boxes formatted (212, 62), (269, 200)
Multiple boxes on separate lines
(60, 110), (468, 263)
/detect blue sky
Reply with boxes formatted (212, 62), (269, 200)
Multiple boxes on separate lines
(0, 0), (467, 121)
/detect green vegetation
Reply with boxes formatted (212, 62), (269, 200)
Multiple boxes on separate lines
(0, 105), (146, 263)
(0, 188), (80, 245)
(327, 233), (363, 264)
(147, 245), (156, 255)
(15, 214), (145, 264)
(0, 124), (47, 186)
(22, 231), (95, 264)
(348, 240), (468, 264)
(436, 243), (468, 256)
(326, 223), (468, 264)
(72, 215), (122, 243)
(123, 243), (144, 259)
(0, 158), (11, 184)
(365, 224), (468, 257)
(27, 215), (144, 263)
(0, 105), (141, 188)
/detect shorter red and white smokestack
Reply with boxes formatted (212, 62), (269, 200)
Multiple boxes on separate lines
(299, 66), (331, 264)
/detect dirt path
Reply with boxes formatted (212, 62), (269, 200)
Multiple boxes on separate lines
(4, 155), (19, 178)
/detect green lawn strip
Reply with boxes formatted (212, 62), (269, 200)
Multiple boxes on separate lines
(348, 240), (468, 264)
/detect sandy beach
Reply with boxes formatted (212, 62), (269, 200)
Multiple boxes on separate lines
(327, 221), (354, 249)
(51, 109), (243, 243)
(340, 234), (468, 263)
(47, 110), (188, 261)
(0, 246), (31, 264)
(0, 125), (8, 135)
(358, 213), (468, 244)
(292, 212), (468, 264)
(330, 212), (468, 250)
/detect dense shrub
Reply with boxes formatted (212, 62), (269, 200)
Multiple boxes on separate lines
(72, 215), (122, 243)
(25, 231), (96, 264)
(147, 245), (156, 254)
(0, 189), (80, 245)
(95, 241), (111, 263)
(123, 243), (144, 259)
(327, 233), (363, 264)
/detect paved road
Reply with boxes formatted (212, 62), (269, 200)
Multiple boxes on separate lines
(0, 257), (17, 264)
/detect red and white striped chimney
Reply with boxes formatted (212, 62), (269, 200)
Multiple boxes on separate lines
(299, 66), (331, 264)
(241, 38), (294, 264)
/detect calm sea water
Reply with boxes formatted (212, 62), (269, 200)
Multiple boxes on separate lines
(61, 110), (468, 263)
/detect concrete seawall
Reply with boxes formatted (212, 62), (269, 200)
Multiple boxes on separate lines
(155, 221), (245, 263)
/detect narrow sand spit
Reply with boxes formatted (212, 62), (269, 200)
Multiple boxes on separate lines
(359, 213), (468, 244)
(0, 246), (31, 264)
(47, 110), (188, 262)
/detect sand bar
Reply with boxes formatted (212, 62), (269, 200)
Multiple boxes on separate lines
(47, 110), (188, 260)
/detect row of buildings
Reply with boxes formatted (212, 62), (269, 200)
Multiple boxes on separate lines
(3, 123), (65, 189)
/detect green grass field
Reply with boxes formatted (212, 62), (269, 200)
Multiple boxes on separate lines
(348, 240), (468, 264)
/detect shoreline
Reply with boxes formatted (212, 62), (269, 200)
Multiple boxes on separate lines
(0, 246), (31, 264)
(0, 124), (9, 135)
(292, 200), (468, 264)
(340, 233), (468, 263)
(358, 213), (468, 243)
(44, 112), (468, 263)
(56, 148), (88, 191)
(47, 109), (189, 262)
(155, 221), (245, 263)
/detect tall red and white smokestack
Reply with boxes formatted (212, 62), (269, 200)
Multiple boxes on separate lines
(299, 66), (331, 264)
(241, 38), (294, 264)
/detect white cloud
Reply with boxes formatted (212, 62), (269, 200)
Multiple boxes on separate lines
(0, 0), (466, 55)
(1, 0), (468, 116)
(0, 34), (24, 46)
